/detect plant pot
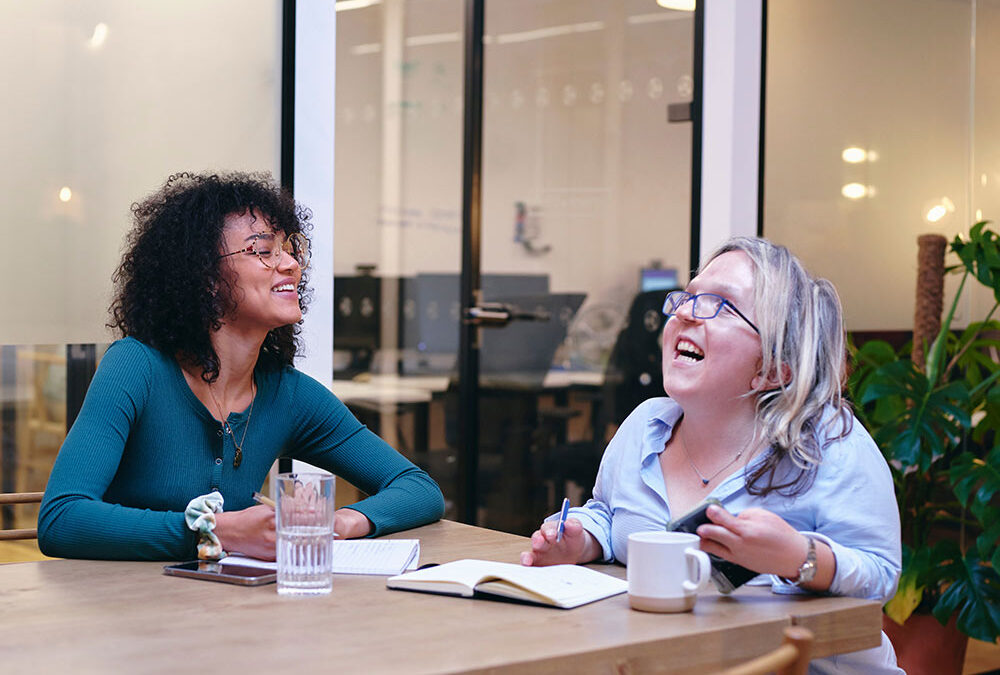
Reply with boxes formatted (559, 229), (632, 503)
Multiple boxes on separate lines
(883, 612), (969, 675)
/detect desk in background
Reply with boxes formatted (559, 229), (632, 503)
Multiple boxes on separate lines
(331, 371), (607, 529)
(0, 520), (882, 673)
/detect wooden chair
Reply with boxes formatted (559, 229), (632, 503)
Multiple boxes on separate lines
(716, 626), (814, 675)
(16, 348), (67, 495)
(0, 492), (44, 540)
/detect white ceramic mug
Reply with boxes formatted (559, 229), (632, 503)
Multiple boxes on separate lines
(627, 531), (712, 613)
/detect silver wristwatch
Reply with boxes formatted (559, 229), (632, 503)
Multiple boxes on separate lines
(790, 535), (817, 586)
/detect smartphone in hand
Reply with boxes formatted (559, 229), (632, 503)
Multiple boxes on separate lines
(666, 499), (759, 594)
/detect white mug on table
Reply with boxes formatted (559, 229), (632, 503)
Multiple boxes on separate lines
(627, 531), (711, 613)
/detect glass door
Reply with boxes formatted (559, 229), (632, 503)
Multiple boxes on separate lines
(332, 0), (694, 534)
(470, 0), (696, 534)
(333, 0), (468, 514)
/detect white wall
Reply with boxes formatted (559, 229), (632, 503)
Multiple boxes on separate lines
(0, 0), (282, 345)
(699, 0), (762, 260)
(334, 0), (696, 322)
(294, 0), (336, 384)
(764, 0), (976, 330)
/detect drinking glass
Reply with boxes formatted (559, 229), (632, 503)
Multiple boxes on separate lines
(275, 472), (335, 596)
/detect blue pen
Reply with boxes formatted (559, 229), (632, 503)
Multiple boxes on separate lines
(555, 497), (570, 542)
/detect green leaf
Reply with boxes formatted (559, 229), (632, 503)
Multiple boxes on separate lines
(932, 550), (1000, 642)
(885, 571), (924, 625)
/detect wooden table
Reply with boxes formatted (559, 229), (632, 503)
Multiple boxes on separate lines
(0, 520), (881, 674)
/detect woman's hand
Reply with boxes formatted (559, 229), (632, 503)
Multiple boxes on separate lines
(334, 508), (373, 539)
(696, 505), (833, 590)
(520, 518), (601, 566)
(214, 505), (277, 560)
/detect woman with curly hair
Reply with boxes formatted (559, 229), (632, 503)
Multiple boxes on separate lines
(38, 171), (444, 560)
(520, 237), (903, 673)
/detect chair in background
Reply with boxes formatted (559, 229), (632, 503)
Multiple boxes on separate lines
(601, 288), (674, 429)
(542, 289), (674, 510)
(15, 348), (66, 495)
(0, 492), (44, 540)
(715, 626), (814, 675)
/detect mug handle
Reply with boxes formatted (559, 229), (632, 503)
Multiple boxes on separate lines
(683, 548), (712, 593)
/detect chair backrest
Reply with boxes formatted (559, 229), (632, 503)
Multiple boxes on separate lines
(603, 289), (674, 426)
(0, 492), (44, 540)
(715, 626), (813, 675)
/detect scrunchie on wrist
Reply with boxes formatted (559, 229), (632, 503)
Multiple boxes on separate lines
(184, 491), (226, 560)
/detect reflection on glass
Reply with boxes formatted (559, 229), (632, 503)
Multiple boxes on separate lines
(333, 0), (694, 534)
(841, 183), (868, 200)
(1, 1), (280, 559)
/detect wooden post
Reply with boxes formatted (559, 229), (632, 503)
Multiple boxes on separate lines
(913, 234), (947, 369)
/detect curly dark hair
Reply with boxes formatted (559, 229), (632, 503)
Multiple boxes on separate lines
(109, 171), (313, 382)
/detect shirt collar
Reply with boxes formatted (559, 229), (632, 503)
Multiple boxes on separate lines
(639, 398), (780, 495)
(641, 398), (684, 463)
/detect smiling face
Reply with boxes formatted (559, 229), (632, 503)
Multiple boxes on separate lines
(662, 251), (764, 409)
(218, 210), (303, 333)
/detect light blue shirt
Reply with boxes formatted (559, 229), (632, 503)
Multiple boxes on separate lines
(561, 398), (904, 674)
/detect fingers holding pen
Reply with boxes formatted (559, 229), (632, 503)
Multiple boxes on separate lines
(521, 518), (588, 567)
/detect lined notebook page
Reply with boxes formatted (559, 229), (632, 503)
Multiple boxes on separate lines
(330, 539), (420, 575)
(222, 539), (420, 576)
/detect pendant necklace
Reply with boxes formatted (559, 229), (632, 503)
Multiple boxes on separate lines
(208, 379), (256, 469)
(677, 429), (746, 487)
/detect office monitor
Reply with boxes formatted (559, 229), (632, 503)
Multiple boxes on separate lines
(400, 273), (550, 375)
(478, 292), (586, 386)
(640, 267), (678, 292)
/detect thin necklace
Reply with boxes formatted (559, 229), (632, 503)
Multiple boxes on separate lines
(677, 429), (746, 487)
(208, 379), (256, 469)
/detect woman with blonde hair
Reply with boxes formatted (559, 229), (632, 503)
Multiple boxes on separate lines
(522, 237), (902, 674)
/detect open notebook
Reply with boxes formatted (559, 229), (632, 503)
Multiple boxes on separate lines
(387, 559), (627, 609)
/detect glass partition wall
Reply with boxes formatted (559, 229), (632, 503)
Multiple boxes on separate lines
(764, 0), (1000, 334)
(0, 1), (282, 556)
(334, 0), (694, 533)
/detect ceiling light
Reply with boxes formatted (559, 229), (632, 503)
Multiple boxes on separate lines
(336, 0), (381, 11)
(59, 187), (73, 202)
(841, 147), (867, 163)
(924, 197), (956, 223)
(841, 183), (867, 200)
(926, 205), (947, 223)
(87, 23), (109, 50)
(656, 0), (696, 10)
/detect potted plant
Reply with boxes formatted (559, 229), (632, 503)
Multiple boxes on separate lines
(849, 222), (1000, 674)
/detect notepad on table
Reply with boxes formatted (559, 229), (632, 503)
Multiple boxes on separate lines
(330, 539), (420, 575)
(386, 559), (627, 609)
(222, 539), (420, 576)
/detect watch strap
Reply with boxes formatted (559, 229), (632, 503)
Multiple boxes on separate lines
(789, 535), (817, 586)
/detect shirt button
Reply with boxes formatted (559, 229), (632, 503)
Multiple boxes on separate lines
(215, 458), (223, 465)
(217, 429), (223, 437)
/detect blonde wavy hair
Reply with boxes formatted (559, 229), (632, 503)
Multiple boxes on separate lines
(705, 237), (852, 496)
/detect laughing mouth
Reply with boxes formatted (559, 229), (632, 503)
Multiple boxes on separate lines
(675, 339), (704, 363)
(272, 283), (297, 293)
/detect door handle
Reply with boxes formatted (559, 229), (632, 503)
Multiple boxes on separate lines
(464, 302), (551, 327)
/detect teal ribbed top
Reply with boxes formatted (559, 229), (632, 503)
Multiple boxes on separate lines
(38, 337), (445, 560)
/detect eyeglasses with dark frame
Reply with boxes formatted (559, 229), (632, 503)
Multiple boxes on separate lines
(218, 232), (311, 270)
(662, 291), (760, 335)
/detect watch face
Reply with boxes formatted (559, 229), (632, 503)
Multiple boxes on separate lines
(798, 537), (817, 583)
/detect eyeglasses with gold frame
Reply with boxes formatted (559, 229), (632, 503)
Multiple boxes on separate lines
(219, 232), (310, 270)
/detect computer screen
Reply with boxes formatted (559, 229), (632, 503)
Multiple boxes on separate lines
(478, 292), (586, 379)
(640, 267), (679, 292)
(400, 273), (550, 375)
(333, 275), (381, 352)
